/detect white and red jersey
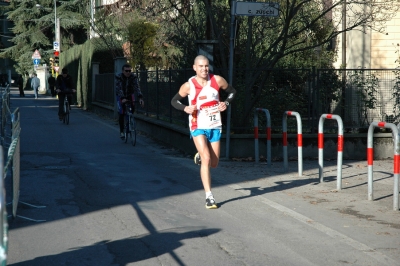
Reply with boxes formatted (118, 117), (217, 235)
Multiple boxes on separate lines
(188, 74), (222, 130)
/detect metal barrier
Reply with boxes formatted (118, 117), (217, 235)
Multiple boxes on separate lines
(367, 122), (399, 211)
(254, 108), (271, 166)
(5, 108), (45, 222)
(0, 147), (8, 266)
(282, 111), (303, 176)
(318, 114), (344, 190)
(6, 108), (21, 218)
(0, 86), (10, 146)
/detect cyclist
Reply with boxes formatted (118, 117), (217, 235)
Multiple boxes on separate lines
(56, 68), (76, 121)
(115, 64), (144, 139)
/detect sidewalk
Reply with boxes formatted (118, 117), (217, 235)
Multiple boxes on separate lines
(213, 158), (399, 227)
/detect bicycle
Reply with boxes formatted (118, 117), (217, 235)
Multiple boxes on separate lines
(123, 100), (136, 146)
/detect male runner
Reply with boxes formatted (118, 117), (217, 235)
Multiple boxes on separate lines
(171, 55), (236, 209)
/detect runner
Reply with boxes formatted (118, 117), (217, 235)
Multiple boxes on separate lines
(171, 55), (236, 209)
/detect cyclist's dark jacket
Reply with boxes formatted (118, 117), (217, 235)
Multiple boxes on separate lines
(115, 73), (143, 102)
(115, 73), (143, 114)
(56, 74), (74, 94)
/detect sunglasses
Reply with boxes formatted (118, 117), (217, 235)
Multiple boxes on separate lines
(124, 69), (132, 73)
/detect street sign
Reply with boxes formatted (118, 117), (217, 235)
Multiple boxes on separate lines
(235, 2), (279, 17)
(53, 41), (60, 51)
(33, 59), (41, 65)
(31, 49), (41, 59)
(54, 66), (59, 72)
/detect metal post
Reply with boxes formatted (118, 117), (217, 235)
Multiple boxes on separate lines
(226, 0), (236, 159)
(54, 0), (57, 42)
(254, 108), (271, 166)
(318, 114), (344, 190)
(367, 122), (399, 211)
(283, 111), (303, 176)
(254, 111), (259, 163)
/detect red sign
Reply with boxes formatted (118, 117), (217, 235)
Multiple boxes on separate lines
(54, 66), (59, 72)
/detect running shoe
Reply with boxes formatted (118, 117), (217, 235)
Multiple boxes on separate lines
(120, 132), (125, 140)
(205, 196), (218, 209)
(194, 152), (201, 165)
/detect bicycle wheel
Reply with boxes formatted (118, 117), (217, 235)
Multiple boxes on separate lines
(63, 102), (70, 125)
(124, 115), (130, 143)
(130, 115), (136, 146)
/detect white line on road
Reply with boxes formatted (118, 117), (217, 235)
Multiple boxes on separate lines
(229, 183), (398, 266)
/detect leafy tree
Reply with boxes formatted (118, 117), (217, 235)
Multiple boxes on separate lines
(0, 0), (89, 76)
(155, 0), (400, 129)
(88, 0), (183, 68)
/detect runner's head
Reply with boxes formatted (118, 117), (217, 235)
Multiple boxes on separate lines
(193, 55), (209, 78)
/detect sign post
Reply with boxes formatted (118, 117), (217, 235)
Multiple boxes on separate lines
(225, 1), (279, 158)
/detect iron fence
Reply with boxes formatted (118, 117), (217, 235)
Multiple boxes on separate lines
(93, 67), (400, 134)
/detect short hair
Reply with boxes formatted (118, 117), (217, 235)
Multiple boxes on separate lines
(122, 64), (132, 70)
(194, 55), (209, 65)
(62, 68), (68, 74)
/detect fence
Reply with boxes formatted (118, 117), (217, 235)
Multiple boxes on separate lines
(0, 86), (11, 266)
(93, 67), (400, 134)
(0, 147), (7, 266)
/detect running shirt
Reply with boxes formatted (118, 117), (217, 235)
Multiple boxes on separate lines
(188, 74), (222, 130)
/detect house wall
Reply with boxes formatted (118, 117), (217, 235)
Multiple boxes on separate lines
(334, 10), (400, 69)
(371, 13), (400, 68)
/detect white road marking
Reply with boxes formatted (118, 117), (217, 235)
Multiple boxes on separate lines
(229, 183), (398, 266)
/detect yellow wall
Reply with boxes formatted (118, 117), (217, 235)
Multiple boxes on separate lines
(370, 13), (400, 68)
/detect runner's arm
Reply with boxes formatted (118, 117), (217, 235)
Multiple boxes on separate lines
(171, 82), (193, 112)
(171, 93), (186, 111)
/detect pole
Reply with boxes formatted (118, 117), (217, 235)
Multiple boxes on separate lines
(226, 1), (236, 158)
(54, 0), (57, 42)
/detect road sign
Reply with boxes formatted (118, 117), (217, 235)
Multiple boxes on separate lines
(33, 59), (41, 65)
(32, 49), (41, 59)
(53, 41), (60, 51)
(54, 66), (59, 72)
(235, 2), (279, 17)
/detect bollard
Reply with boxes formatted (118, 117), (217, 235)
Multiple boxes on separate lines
(282, 111), (303, 176)
(367, 122), (399, 211)
(318, 114), (344, 190)
(254, 108), (271, 166)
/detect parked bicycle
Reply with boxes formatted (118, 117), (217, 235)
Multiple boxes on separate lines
(123, 100), (136, 146)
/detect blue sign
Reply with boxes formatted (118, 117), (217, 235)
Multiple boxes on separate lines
(33, 59), (41, 65)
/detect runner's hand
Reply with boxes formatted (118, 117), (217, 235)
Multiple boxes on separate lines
(184, 105), (196, 114)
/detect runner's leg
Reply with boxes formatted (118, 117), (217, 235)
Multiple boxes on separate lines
(193, 135), (212, 192)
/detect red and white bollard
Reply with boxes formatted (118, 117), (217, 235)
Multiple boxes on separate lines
(282, 111), (303, 176)
(318, 114), (344, 190)
(367, 122), (399, 211)
(254, 108), (271, 166)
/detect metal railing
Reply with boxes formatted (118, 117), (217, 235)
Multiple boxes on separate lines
(0, 147), (8, 266)
(93, 67), (400, 134)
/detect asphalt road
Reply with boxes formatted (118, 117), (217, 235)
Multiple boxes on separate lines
(5, 87), (400, 266)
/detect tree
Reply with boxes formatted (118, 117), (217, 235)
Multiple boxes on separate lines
(0, 0), (89, 76)
(88, 0), (182, 67)
(156, 0), (400, 129)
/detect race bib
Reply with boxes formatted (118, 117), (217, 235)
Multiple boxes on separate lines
(197, 104), (222, 129)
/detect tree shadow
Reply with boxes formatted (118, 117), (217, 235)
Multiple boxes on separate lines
(9, 201), (220, 266)
(219, 177), (319, 207)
